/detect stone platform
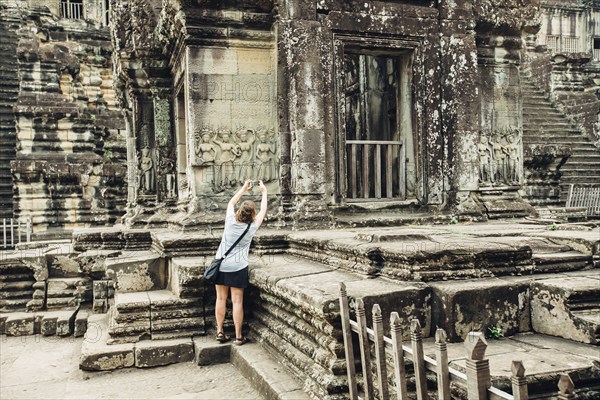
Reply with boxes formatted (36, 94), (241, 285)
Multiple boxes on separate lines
(2, 219), (598, 398)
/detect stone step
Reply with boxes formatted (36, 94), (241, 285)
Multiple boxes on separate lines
(231, 342), (310, 400)
(532, 251), (593, 272)
(0, 298), (29, 311)
(559, 176), (600, 183)
(109, 289), (205, 343)
(524, 117), (572, 124)
(0, 273), (35, 282)
(561, 168), (600, 175)
(531, 273), (600, 344)
(0, 289), (34, 299)
(250, 321), (344, 399)
(2, 312), (34, 335)
(80, 313), (196, 371)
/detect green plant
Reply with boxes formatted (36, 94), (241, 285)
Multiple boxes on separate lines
(548, 222), (559, 231)
(449, 216), (458, 225)
(487, 326), (504, 339)
(104, 149), (114, 159)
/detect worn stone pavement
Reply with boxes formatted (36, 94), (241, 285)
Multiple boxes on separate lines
(0, 335), (263, 400)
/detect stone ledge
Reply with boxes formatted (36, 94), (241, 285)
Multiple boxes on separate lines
(80, 314), (135, 371)
(231, 342), (310, 400)
(135, 337), (194, 368)
(193, 336), (231, 366)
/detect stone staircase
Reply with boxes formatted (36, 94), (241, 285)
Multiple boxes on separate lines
(522, 77), (600, 205)
(0, 10), (21, 220)
(0, 262), (35, 312)
(102, 253), (206, 344)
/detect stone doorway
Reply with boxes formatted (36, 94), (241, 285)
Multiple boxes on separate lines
(338, 48), (415, 201)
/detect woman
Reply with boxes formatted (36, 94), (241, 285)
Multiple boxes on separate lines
(214, 179), (267, 345)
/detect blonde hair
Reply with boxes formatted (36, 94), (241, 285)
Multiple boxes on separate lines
(236, 200), (256, 224)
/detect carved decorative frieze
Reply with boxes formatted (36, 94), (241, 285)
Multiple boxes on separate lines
(192, 125), (278, 193)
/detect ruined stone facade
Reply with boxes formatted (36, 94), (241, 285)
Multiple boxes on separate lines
(109, 0), (557, 228)
(0, 1), (127, 233)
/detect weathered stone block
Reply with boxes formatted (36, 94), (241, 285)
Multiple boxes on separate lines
(193, 336), (230, 366)
(531, 276), (600, 344)
(430, 277), (531, 342)
(74, 310), (88, 337)
(5, 313), (34, 336)
(57, 309), (77, 336)
(41, 315), (58, 336)
(105, 252), (166, 292)
(134, 338), (195, 368)
(80, 314), (135, 371)
(169, 257), (203, 298)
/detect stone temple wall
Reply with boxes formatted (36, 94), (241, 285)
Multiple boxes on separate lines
(1, 4), (127, 235)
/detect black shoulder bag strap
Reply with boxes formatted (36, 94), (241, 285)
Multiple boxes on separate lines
(220, 223), (252, 260)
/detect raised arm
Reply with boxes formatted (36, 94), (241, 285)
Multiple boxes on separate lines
(227, 180), (251, 215)
(254, 181), (268, 228)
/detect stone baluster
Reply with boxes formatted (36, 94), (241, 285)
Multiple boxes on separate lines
(373, 304), (389, 399)
(356, 299), (374, 400)
(390, 312), (408, 399)
(464, 332), (490, 400)
(338, 283), (358, 400)
(411, 319), (428, 400)
(511, 360), (528, 400)
(435, 328), (450, 400)
(557, 374), (576, 400)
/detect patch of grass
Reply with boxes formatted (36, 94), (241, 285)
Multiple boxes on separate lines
(548, 222), (559, 231)
(487, 326), (504, 339)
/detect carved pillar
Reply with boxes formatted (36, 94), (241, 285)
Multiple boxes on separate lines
(439, 0), (480, 204)
(153, 96), (176, 202)
(477, 34), (523, 187)
(277, 2), (329, 222)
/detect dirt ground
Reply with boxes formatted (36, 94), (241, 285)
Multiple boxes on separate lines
(0, 335), (263, 400)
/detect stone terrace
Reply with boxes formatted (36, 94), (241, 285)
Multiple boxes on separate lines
(1, 220), (599, 398)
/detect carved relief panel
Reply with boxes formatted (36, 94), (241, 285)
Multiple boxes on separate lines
(187, 44), (278, 195)
(192, 125), (278, 193)
(478, 127), (521, 186)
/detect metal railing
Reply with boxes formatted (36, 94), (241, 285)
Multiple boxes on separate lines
(346, 140), (405, 200)
(2, 218), (32, 249)
(543, 35), (579, 54)
(566, 184), (600, 216)
(60, 0), (83, 20)
(339, 283), (524, 400)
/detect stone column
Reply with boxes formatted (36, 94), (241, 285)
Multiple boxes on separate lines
(278, 1), (329, 223)
(477, 34), (523, 186)
(438, 0), (481, 207)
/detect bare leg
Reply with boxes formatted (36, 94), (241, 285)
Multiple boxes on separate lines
(231, 287), (245, 339)
(215, 284), (229, 334)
